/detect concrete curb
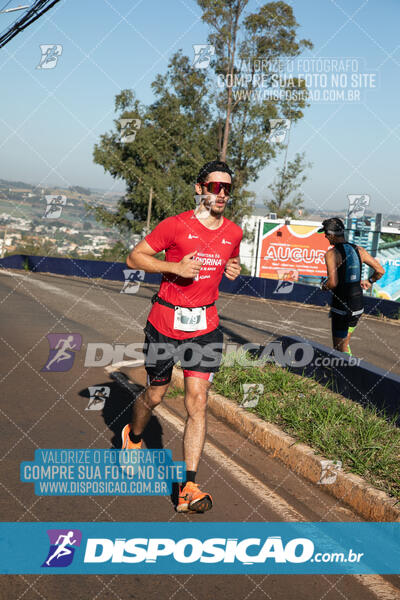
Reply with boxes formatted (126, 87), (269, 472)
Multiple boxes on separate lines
(171, 369), (400, 522)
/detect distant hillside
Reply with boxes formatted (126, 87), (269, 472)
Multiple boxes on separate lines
(0, 179), (36, 190)
(0, 178), (122, 198)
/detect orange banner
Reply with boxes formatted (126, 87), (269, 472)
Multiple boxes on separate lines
(257, 222), (331, 279)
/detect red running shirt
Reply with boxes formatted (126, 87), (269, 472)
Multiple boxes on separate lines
(145, 210), (243, 339)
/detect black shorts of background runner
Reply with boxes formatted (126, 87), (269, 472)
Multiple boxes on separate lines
(329, 310), (361, 339)
(143, 321), (224, 386)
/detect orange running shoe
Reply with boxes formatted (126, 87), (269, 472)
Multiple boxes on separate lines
(121, 424), (143, 449)
(176, 481), (212, 513)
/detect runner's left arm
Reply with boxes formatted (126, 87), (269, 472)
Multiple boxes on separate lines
(224, 232), (242, 281)
(225, 256), (241, 280)
(322, 248), (339, 290)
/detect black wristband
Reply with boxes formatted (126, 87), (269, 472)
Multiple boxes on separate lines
(368, 276), (374, 284)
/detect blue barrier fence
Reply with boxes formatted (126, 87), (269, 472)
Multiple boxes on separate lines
(0, 254), (162, 285)
(1, 254), (399, 319)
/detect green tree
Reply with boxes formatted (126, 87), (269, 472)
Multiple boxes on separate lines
(90, 62), (214, 235)
(98, 241), (129, 262)
(265, 152), (311, 218)
(199, 0), (312, 161)
(90, 1), (312, 234)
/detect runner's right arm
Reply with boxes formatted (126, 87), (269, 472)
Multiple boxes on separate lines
(127, 239), (202, 279)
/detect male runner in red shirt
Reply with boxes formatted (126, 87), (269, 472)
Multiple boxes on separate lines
(123, 160), (242, 513)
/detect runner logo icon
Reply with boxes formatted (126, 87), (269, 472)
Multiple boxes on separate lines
(347, 194), (370, 219)
(274, 269), (298, 295)
(37, 44), (63, 69)
(318, 460), (342, 485)
(120, 269), (145, 294)
(192, 44), (215, 69)
(241, 384), (264, 408)
(43, 195), (67, 219)
(119, 118), (141, 143)
(86, 386), (110, 410)
(42, 529), (82, 567)
(267, 119), (291, 144)
(41, 333), (82, 372)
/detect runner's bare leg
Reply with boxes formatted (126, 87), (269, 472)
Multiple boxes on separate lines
(182, 377), (212, 471)
(333, 334), (351, 353)
(131, 384), (169, 436)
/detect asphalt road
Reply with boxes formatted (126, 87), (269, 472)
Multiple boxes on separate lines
(1, 269), (399, 600)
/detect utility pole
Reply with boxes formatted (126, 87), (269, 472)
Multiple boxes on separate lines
(146, 187), (153, 235)
(277, 120), (291, 215)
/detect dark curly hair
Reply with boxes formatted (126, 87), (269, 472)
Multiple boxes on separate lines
(196, 160), (233, 183)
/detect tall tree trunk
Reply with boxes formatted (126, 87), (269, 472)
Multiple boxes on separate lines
(220, 3), (241, 162)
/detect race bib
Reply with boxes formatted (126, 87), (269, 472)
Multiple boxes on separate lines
(173, 306), (207, 332)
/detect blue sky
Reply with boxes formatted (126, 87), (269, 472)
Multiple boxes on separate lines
(0, 0), (399, 216)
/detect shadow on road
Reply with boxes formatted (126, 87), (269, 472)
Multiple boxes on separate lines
(78, 376), (164, 449)
(79, 376), (180, 507)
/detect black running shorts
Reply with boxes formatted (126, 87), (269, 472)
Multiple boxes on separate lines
(143, 321), (224, 386)
(330, 310), (361, 338)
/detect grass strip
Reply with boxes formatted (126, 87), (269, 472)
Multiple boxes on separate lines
(212, 355), (400, 500)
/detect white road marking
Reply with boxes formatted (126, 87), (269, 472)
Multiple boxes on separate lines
(155, 406), (305, 521)
(0, 270), (142, 331)
(353, 575), (400, 600)
(105, 359), (145, 373)
(156, 404), (303, 521)
(249, 318), (328, 339)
